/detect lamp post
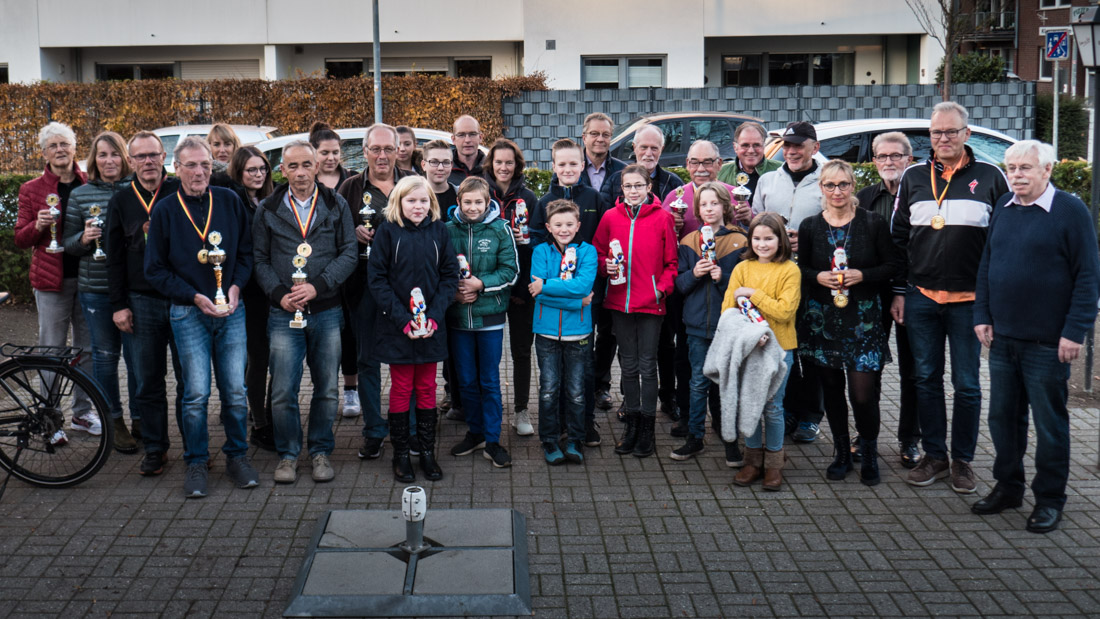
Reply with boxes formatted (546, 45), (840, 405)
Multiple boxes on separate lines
(1073, 8), (1100, 397)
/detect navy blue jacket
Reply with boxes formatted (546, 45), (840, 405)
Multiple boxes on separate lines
(675, 225), (747, 339)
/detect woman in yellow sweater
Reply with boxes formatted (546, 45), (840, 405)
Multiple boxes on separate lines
(721, 212), (801, 490)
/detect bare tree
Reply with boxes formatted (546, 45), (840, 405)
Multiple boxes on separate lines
(906, 0), (979, 101)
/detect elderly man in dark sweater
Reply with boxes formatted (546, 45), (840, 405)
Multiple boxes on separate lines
(972, 140), (1100, 533)
(145, 136), (256, 498)
(253, 141), (357, 485)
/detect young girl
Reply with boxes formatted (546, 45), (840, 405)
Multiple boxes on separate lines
(671, 182), (747, 464)
(368, 175), (460, 482)
(722, 212), (800, 490)
(593, 164), (678, 459)
(530, 200), (597, 465)
(445, 177), (519, 468)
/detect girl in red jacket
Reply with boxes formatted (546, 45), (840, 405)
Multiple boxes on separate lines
(593, 164), (678, 458)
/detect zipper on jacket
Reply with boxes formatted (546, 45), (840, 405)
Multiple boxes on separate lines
(467, 225), (474, 327)
(651, 275), (659, 305)
(625, 210), (638, 313)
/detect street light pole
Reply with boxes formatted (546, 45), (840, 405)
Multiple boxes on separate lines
(373, 0), (382, 124)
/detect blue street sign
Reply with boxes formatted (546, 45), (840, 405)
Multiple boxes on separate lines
(1046, 31), (1070, 60)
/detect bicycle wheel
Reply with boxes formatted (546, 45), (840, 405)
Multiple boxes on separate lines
(0, 357), (112, 487)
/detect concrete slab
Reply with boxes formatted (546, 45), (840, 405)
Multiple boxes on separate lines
(413, 549), (514, 595)
(302, 552), (407, 596)
(424, 508), (513, 547)
(319, 510), (405, 548)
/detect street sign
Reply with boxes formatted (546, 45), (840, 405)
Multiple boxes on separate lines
(1047, 30), (1070, 60)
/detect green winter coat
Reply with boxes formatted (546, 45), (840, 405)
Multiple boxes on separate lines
(445, 199), (519, 329)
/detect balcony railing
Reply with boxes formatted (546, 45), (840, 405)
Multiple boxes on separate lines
(973, 10), (1016, 31)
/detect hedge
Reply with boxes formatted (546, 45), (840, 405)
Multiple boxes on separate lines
(0, 74), (548, 174)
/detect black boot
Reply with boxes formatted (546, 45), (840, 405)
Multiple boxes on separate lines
(614, 411), (638, 455)
(826, 435), (853, 480)
(633, 415), (655, 458)
(389, 412), (415, 483)
(416, 408), (443, 481)
(670, 416), (689, 438)
(859, 437), (880, 486)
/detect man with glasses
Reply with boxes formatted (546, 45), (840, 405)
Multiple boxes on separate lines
(105, 131), (186, 477)
(338, 124), (417, 460)
(855, 132), (921, 469)
(449, 115), (485, 185)
(892, 102), (1008, 493)
(145, 136), (257, 498)
(717, 122), (782, 201)
(577, 112), (626, 195)
(754, 121), (825, 444)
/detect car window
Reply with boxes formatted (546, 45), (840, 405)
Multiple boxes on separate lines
(818, 134), (862, 162)
(342, 139), (365, 172)
(897, 131), (933, 163)
(653, 120), (683, 158)
(967, 132), (1013, 164)
(688, 119), (733, 149)
(160, 134), (181, 166)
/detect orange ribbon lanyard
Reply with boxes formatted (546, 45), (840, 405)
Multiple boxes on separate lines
(132, 180), (162, 217)
(290, 188), (319, 240)
(176, 191), (213, 243)
(929, 164), (953, 208)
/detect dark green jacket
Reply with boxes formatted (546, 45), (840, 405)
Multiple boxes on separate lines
(445, 200), (518, 329)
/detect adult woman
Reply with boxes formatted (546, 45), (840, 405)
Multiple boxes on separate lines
(228, 146), (276, 450)
(206, 123), (241, 175)
(796, 160), (896, 486)
(311, 122), (352, 190)
(395, 126), (422, 175)
(14, 122), (94, 445)
(64, 131), (136, 453)
(483, 138), (539, 437)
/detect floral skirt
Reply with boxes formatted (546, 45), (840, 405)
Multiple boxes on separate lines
(796, 296), (891, 372)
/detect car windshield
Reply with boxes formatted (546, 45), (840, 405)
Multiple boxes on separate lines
(967, 132), (1013, 164)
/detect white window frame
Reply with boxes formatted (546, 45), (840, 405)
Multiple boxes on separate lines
(581, 55), (666, 89)
(1039, 0), (1072, 8)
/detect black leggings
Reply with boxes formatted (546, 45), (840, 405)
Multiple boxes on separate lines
(816, 366), (882, 441)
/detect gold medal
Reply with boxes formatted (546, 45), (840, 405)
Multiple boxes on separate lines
(208, 230), (222, 246)
(930, 214), (946, 230)
(292, 255), (307, 268)
(45, 194), (60, 207)
(297, 242), (312, 258)
(833, 293), (849, 308)
(197, 248), (209, 264)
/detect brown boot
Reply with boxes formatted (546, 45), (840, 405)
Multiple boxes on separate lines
(733, 447), (764, 486)
(762, 448), (786, 491)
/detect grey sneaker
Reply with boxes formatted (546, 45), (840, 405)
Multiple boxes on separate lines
(512, 409), (534, 436)
(312, 453), (335, 482)
(274, 458), (297, 484)
(226, 456), (259, 489)
(950, 460), (977, 494)
(906, 455), (950, 487)
(183, 462), (208, 498)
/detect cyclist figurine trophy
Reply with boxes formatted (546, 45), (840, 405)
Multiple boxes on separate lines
(206, 231), (229, 313)
(360, 193), (376, 259)
(45, 193), (64, 254)
(89, 204), (106, 261)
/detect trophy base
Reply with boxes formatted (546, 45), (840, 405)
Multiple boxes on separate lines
(215, 303), (230, 313)
(289, 319), (307, 329)
(45, 246), (64, 254)
(93, 254), (106, 261)
(609, 277), (626, 286)
(411, 327), (429, 337)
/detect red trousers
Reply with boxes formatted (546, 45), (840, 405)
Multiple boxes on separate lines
(389, 362), (437, 412)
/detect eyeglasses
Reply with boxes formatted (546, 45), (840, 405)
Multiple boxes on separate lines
(367, 146), (396, 155)
(130, 152), (164, 161)
(245, 166), (268, 176)
(454, 132), (481, 140)
(930, 127), (967, 139)
(686, 158), (719, 167)
(873, 153), (909, 162)
(179, 162), (212, 171)
(621, 183), (648, 191)
(426, 159), (453, 168)
(45, 142), (73, 152)
(736, 142), (764, 150)
(822, 181), (852, 192)
(585, 131), (612, 140)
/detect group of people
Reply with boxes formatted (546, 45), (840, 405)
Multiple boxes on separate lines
(14, 103), (1097, 534)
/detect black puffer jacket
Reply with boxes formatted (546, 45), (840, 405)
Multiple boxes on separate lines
(64, 176), (131, 294)
(367, 216), (460, 365)
(485, 174), (538, 302)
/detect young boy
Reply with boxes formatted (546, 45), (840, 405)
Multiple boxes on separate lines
(530, 200), (597, 464)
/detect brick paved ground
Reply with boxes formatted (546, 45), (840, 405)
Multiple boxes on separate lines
(0, 331), (1098, 618)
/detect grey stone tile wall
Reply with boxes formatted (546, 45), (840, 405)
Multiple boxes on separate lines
(503, 82), (1036, 168)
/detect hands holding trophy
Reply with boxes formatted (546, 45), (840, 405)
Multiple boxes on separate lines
(45, 193), (64, 254)
(608, 239), (626, 286)
(89, 204), (106, 261)
(205, 231), (229, 313)
(732, 176), (753, 226)
(408, 287), (429, 337)
(360, 193), (376, 260)
(289, 242), (311, 328)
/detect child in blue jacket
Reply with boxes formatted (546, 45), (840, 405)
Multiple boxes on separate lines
(530, 199), (597, 465)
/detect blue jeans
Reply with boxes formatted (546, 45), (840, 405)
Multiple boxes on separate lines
(988, 336), (1071, 510)
(169, 304), (248, 464)
(746, 351), (793, 451)
(686, 335), (717, 439)
(80, 292), (137, 421)
(905, 288), (982, 461)
(269, 306), (343, 459)
(129, 292), (184, 455)
(450, 328), (505, 442)
(355, 276), (388, 438)
(536, 335), (589, 445)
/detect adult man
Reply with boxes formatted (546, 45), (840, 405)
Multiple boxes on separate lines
(662, 140), (736, 236)
(253, 141), (357, 484)
(423, 139), (457, 214)
(717, 121), (782, 201)
(576, 112), (626, 195)
(602, 124), (683, 207)
(144, 136), (257, 498)
(449, 115), (485, 185)
(892, 102), (1009, 493)
(855, 132), (921, 468)
(105, 131), (185, 476)
(754, 120), (824, 443)
(338, 124), (417, 459)
(972, 140), (1099, 533)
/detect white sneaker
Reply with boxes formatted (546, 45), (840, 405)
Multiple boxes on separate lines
(512, 409), (534, 436)
(342, 390), (361, 418)
(49, 430), (68, 446)
(70, 411), (103, 436)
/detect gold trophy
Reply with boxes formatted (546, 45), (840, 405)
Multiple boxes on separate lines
(88, 205), (106, 261)
(359, 193), (376, 260)
(289, 242), (311, 328)
(207, 231), (229, 313)
(45, 194), (64, 254)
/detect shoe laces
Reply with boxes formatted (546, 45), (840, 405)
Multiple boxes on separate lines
(185, 463), (206, 480)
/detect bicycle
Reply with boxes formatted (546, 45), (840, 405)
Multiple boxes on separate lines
(0, 344), (112, 498)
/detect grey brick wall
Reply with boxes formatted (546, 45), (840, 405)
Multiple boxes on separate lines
(503, 82), (1035, 168)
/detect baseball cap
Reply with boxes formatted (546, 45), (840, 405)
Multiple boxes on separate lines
(781, 121), (817, 144)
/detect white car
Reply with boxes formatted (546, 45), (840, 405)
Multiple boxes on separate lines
(153, 124), (281, 172)
(764, 118), (1018, 165)
(256, 127), (488, 172)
